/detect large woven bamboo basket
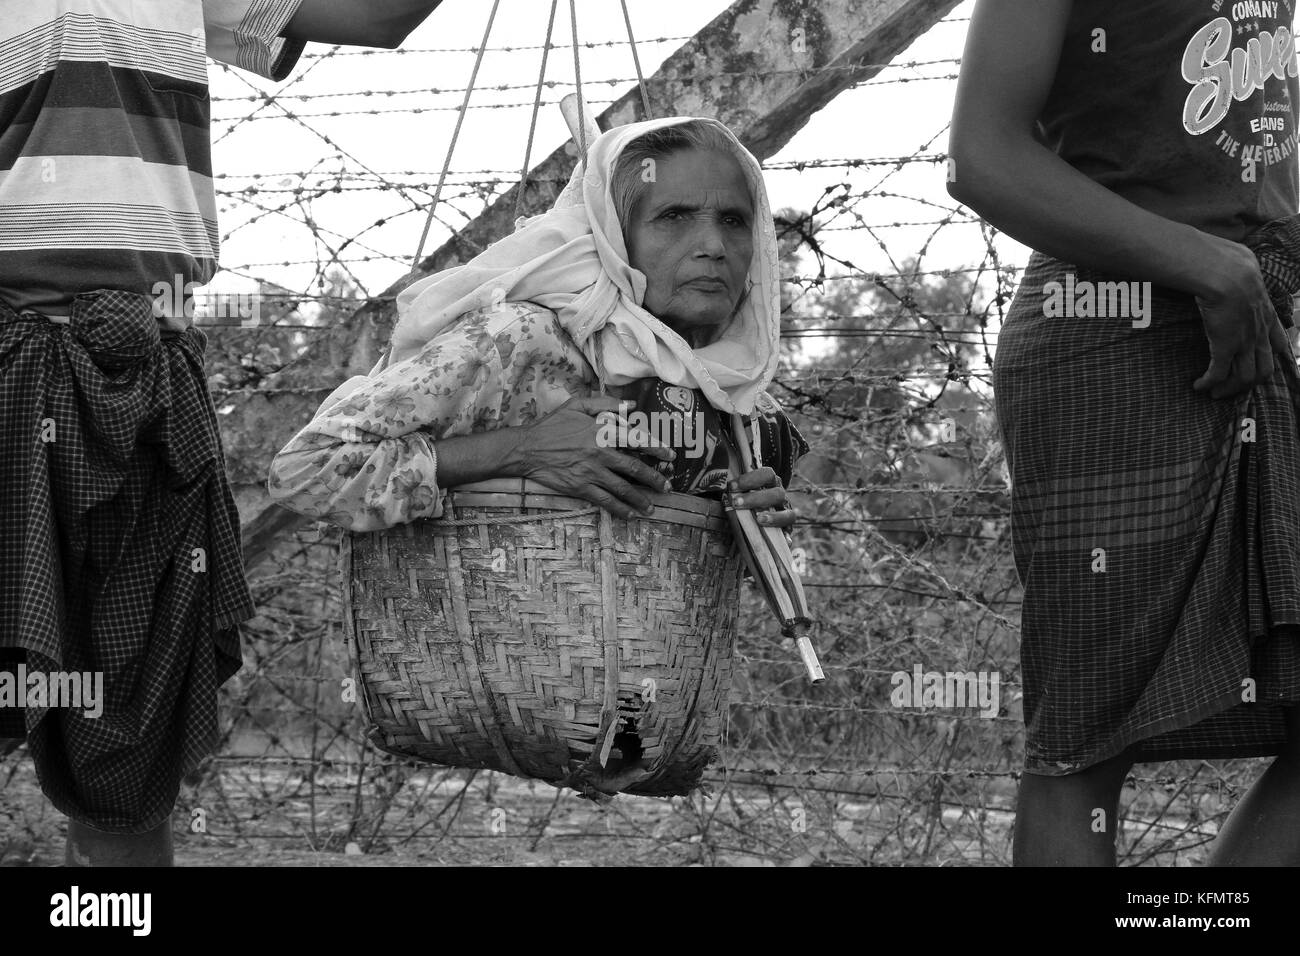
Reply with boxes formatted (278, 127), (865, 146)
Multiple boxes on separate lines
(340, 478), (743, 798)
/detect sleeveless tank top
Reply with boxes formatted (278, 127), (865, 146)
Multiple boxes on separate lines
(1039, 0), (1300, 241)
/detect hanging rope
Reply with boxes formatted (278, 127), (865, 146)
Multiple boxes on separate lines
(411, 0), (501, 270)
(515, 0), (560, 225)
(516, 1), (650, 219)
(568, 0), (590, 172)
(620, 0), (654, 120)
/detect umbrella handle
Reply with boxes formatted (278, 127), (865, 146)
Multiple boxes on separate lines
(730, 414), (824, 684)
(792, 632), (825, 684)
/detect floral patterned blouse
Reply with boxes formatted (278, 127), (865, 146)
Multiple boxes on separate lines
(267, 301), (805, 532)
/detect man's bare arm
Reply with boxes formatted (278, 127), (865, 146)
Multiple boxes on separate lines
(280, 0), (446, 49)
(948, 0), (1225, 296)
(949, 0), (1289, 397)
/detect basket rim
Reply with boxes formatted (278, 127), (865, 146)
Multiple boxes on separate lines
(446, 477), (725, 518)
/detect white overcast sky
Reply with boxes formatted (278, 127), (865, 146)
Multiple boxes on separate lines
(206, 0), (1024, 329)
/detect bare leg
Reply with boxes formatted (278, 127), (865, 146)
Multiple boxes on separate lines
(1207, 706), (1300, 867)
(64, 814), (174, 867)
(1013, 753), (1133, 866)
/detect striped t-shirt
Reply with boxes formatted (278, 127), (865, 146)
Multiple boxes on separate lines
(0, 0), (306, 324)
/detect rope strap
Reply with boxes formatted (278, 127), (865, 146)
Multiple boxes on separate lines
(514, 0), (561, 225)
(568, 0), (589, 170)
(620, 0), (653, 119)
(411, 0), (501, 269)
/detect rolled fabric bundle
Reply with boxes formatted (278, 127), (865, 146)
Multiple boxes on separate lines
(617, 376), (808, 495)
(617, 376), (730, 494)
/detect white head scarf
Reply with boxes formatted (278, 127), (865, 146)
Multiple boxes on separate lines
(383, 116), (780, 415)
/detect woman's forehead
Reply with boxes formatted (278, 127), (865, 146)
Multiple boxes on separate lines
(640, 149), (754, 207)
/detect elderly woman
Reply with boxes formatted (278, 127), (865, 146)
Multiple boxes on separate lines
(268, 117), (806, 549)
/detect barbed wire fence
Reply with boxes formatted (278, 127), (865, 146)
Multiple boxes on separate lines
(1, 11), (1254, 867)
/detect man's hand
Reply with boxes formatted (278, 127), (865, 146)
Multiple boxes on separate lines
(281, 0), (445, 49)
(1193, 236), (1293, 400)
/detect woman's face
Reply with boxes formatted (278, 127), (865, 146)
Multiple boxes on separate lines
(623, 148), (754, 345)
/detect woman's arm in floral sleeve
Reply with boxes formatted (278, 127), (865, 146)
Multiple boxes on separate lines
(266, 321), (509, 531)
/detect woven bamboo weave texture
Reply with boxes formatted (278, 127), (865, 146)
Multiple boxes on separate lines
(341, 479), (743, 797)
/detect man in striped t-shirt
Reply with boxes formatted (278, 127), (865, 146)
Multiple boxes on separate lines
(0, 0), (445, 866)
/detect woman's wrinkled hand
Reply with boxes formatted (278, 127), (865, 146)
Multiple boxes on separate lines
(1194, 238), (1293, 400)
(725, 466), (796, 528)
(515, 395), (675, 519)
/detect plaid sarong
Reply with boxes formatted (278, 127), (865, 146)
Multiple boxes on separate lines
(996, 217), (1300, 775)
(0, 290), (254, 831)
